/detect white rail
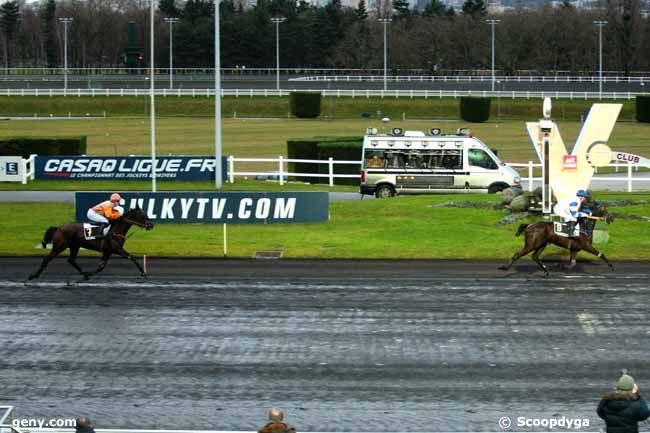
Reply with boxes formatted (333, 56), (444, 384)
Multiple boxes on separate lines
(21, 154), (37, 184)
(0, 88), (647, 100)
(291, 75), (650, 84)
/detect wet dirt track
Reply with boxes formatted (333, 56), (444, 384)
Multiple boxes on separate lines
(1, 257), (650, 431)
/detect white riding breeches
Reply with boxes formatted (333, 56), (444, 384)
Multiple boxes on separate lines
(87, 209), (109, 225)
(553, 203), (577, 222)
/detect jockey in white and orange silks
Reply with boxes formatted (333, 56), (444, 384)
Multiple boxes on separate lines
(87, 193), (125, 234)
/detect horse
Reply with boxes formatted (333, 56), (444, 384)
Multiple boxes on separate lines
(28, 206), (154, 280)
(498, 204), (615, 276)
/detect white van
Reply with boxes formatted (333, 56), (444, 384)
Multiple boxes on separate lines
(359, 127), (521, 198)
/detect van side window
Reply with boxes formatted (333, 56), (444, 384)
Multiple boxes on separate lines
(468, 149), (498, 170)
(365, 151), (386, 168)
(386, 152), (405, 168)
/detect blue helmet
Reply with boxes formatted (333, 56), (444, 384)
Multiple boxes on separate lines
(576, 189), (589, 197)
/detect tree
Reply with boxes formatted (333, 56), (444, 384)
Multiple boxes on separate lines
(461, 0), (486, 18)
(423, 0), (448, 16)
(393, 0), (411, 18)
(41, 0), (57, 68)
(159, 0), (180, 17)
(355, 0), (368, 21)
(0, 1), (20, 68)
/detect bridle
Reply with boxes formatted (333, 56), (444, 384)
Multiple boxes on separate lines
(121, 215), (148, 228)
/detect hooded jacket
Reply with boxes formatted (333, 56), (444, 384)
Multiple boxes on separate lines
(258, 421), (296, 433)
(597, 390), (650, 433)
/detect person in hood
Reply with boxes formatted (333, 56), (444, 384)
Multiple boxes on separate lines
(258, 408), (296, 433)
(75, 416), (95, 433)
(598, 372), (650, 433)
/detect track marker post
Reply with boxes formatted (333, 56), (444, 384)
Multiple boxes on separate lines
(143, 255), (148, 274)
(223, 223), (228, 256)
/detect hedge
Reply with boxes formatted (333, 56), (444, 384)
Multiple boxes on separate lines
(0, 136), (87, 157)
(290, 92), (321, 118)
(460, 97), (491, 123)
(287, 136), (362, 183)
(316, 141), (363, 185)
(636, 96), (650, 123)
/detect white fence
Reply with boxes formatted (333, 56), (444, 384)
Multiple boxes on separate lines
(1, 88), (647, 100)
(291, 75), (650, 84)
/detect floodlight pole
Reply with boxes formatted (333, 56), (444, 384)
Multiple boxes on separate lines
(593, 20), (607, 99)
(58, 17), (73, 91)
(150, 0), (157, 192)
(378, 18), (392, 92)
(270, 17), (286, 92)
(164, 17), (179, 89)
(215, 0), (222, 188)
(486, 19), (500, 93)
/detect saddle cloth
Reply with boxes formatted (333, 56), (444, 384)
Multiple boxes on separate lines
(553, 221), (579, 238)
(83, 223), (106, 240)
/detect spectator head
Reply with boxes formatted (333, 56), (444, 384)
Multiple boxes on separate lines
(268, 408), (284, 422)
(616, 373), (635, 391)
(76, 417), (92, 429)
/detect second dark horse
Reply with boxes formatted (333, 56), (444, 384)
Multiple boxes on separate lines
(498, 204), (614, 276)
(29, 207), (154, 280)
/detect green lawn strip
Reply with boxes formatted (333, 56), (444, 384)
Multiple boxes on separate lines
(3, 194), (649, 259)
(0, 179), (358, 192)
(0, 96), (637, 121)
(1, 118), (649, 173)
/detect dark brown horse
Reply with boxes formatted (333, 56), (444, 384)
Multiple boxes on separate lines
(498, 205), (614, 276)
(29, 207), (154, 280)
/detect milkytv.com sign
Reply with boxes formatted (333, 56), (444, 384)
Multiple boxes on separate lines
(75, 192), (329, 224)
(36, 156), (227, 181)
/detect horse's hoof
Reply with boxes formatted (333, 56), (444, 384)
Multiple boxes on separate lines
(27, 274), (37, 280)
(498, 265), (509, 271)
(140, 272), (148, 279)
(82, 272), (91, 280)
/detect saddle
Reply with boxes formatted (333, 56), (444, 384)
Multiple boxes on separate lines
(83, 223), (109, 240)
(553, 221), (580, 238)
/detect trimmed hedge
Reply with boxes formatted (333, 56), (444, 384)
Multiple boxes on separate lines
(290, 92), (321, 118)
(0, 136), (87, 157)
(316, 141), (363, 185)
(460, 97), (491, 123)
(287, 136), (362, 183)
(636, 96), (650, 123)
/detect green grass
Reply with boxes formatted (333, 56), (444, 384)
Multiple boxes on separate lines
(3, 193), (649, 259)
(0, 95), (639, 120)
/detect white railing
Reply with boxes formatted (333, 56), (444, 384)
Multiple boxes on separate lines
(292, 75), (650, 84)
(21, 154), (37, 184)
(0, 406), (22, 433)
(508, 161), (650, 192)
(1, 88), (648, 100)
(228, 156), (361, 187)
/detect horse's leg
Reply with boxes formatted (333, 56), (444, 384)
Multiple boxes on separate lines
(67, 244), (89, 279)
(86, 251), (112, 278)
(582, 244), (615, 271)
(531, 244), (549, 276)
(499, 231), (542, 271)
(28, 243), (67, 280)
(565, 250), (578, 270)
(115, 247), (146, 277)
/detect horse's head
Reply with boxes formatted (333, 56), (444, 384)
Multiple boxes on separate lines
(124, 206), (154, 230)
(592, 203), (614, 224)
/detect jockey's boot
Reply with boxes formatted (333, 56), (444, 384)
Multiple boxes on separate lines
(101, 223), (111, 237)
(566, 221), (578, 238)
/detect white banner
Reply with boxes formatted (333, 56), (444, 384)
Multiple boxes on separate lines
(0, 156), (23, 182)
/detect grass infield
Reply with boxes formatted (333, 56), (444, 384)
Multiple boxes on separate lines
(2, 193), (649, 259)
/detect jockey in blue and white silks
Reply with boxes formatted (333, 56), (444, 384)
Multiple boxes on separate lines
(553, 189), (592, 236)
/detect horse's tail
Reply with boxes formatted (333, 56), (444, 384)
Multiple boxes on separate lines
(515, 223), (529, 237)
(41, 226), (58, 248)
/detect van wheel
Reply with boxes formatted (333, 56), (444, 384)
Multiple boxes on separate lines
(375, 185), (395, 198)
(488, 183), (508, 194)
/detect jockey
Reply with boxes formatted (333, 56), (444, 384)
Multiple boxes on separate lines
(553, 189), (592, 237)
(87, 193), (125, 235)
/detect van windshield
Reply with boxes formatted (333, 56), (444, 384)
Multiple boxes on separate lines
(468, 148), (498, 170)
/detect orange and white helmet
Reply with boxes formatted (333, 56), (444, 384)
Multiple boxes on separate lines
(110, 193), (122, 202)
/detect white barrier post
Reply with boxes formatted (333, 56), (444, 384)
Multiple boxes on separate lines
(223, 223), (227, 256)
(279, 155), (284, 186)
(628, 163), (633, 192)
(328, 157), (334, 187)
(21, 158), (28, 184)
(228, 156), (235, 184)
(528, 160), (533, 192)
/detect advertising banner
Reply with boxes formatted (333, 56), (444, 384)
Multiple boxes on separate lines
(0, 156), (22, 182)
(36, 156), (227, 181)
(75, 192), (329, 224)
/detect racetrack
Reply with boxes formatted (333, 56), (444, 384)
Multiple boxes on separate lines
(2, 258), (650, 431)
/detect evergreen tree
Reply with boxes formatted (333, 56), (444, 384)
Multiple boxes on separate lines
(159, 0), (180, 17)
(0, 1), (20, 68)
(393, 0), (411, 18)
(355, 0), (368, 21)
(41, 0), (57, 68)
(461, 0), (486, 17)
(423, 0), (447, 16)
